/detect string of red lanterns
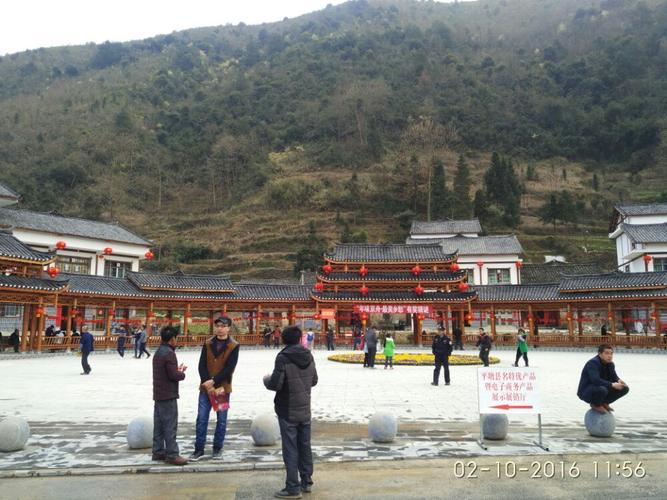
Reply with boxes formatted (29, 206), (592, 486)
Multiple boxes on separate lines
(450, 262), (460, 272)
(411, 265), (422, 276)
(359, 265), (368, 277)
(314, 282), (324, 292)
(322, 263), (332, 274)
(415, 284), (424, 296)
(144, 250), (154, 260)
(55, 240), (67, 250)
(47, 267), (60, 278)
(359, 284), (369, 296)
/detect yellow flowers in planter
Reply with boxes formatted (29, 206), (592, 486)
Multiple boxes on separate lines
(328, 352), (499, 366)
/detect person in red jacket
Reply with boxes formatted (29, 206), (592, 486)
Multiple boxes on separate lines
(152, 326), (188, 465)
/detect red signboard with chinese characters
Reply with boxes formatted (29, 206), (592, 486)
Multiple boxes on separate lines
(319, 309), (336, 320)
(477, 367), (541, 414)
(353, 304), (433, 315)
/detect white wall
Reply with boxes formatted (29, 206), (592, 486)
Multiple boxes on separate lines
(458, 255), (521, 285)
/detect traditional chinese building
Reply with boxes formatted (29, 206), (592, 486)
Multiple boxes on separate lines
(609, 203), (667, 273)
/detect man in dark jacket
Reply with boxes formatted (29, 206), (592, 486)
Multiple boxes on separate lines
(365, 325), (378, 368)
(152, 326), (187, 465)
(577, 344), (629, 413)
(431, 327), (452, 386)
(476, 328), (491, 367)
(264, 325), (318, 499)
(453, 324), (464, 350)
(190, 315), (239, 461)
(79, 324), (94, 375)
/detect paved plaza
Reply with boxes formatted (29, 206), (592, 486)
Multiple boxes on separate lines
(1, 346), (667, 498)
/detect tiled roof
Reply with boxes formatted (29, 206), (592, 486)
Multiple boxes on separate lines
(615, 203), (667, 217)
(521, 262), (603, 284)
(0, 275), (68, 292)
(410, 219), (482, 235)
(474, 284), (560, 303)
(407, 235), (523, 256)
(326, 244), (456, 263)
(317, 271), (467, 282)
(559, 272), (667, 292)
(313, 290), (475, 302)
(127, 271), (235, 292)
(0, 231), (54, 263)
(621, 223), (667, 244)
(0, 182), (20, 201)
(0, 208), (151, 246)
(234, 282), (311, 301)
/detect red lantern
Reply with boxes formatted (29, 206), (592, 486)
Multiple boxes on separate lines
(359, 265), (368, 277)
(450, 262), (460, 272)
(47, 267), (60, 278)
(71, 309), (79, 317)
(36, 307), (44, 317)
(322, 263), (333, 274)
(411, 265), (422, 276)
(515, 260), (522, 268)
(314, 282), (324, 292)
(607, 313), (613, 320)
(144, 250), (154, 260)
(103, 247), (113, 255)
(476, 260), (484, 268)
(361, 313), (368, 321)
(643, 255), (652, 264)
(458, 282), (469, 292)
(359, 285), (369, 296)
(417, 314), (425, 321)
(566, 314), (572, 321)
(466, 313), (473, 322)
(415, 285), (424, 296)
(314, 313), (321, 320)
(55, 240), (66, 250)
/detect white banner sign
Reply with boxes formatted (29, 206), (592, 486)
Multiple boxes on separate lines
(477, 367), (540, 414)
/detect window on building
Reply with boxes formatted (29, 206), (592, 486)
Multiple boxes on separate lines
(0, 304), (20, 317)
(487, 268), (511, 285)
(654, 258), (667, 271)
(56, 255), (91, 274)
(104, 260), (132, 278)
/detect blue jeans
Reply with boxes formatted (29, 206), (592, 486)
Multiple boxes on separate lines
(194, 391), (229, 452)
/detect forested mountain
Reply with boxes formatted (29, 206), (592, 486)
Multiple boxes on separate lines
(0, 0), (666, 277)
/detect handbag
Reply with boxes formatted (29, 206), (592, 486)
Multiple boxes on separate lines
(208, 388), (230, 412)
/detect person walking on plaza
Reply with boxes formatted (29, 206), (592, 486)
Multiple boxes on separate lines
(264, 325), (318, 499)
(79, 324), (94, 375)
(116, 325), (128, 358)
(305, 328), (315, 350)
(431, 327), (452, 385)
(383, 332), (395, 369)
(325, 326), (335, 351)
(273, 325), (282, 349)
(263, 326), (273, 348)
(453, 324), (464, 350)
(365, 325), (378, 368)
(476, 328), (491, 367)
(514, 328), (529, 367)
(190, 316), (239, 461)
(133, 326), (141, 358)
(353, 327), (362, 351)
(9, 329), (20, 353)
(138, 325), (151, 359)
(152, 325), (188, 466)
(577, 344), (629, 413)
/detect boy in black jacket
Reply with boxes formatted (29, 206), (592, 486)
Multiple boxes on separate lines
(264, 326), (318, 499)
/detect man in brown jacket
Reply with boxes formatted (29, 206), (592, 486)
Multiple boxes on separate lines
(190, 315), (239, 461)
(152, 326), (187, 465)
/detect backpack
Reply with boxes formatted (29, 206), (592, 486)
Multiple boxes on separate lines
(307, 332), (314, 342)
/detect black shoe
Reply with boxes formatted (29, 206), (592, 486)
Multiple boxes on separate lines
(302, 484), (312, 493)
(189, 450), (205, 461)
(212, 449), (222, 460)
(445, 382), (450, 385)
(152, 452), (166, 461)
(275, 489), (302, 499)
(431, 382), (438, 386)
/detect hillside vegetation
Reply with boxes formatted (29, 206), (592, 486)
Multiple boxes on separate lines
(1, 0), (666, 277)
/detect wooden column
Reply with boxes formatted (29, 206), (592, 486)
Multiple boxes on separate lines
(459, 310), (465, 337)
(183, 303), (191, 337)
(334, 306), (340, 336)
(208, 310), (214, 335)
(446, 305), (452, 336)
(66, 299), (75, 337)
(566, 304), (574, 339)
(147, 302), (154, 338)
(490, 306), (496, 338)
(290, 305), (296, 325)
(415, 314), (423, 346)
(527, 305), (534, 344)
(36, 298), (45, 353)
(577, 307), (584, 336)
(105, 300), (115, 349)
(20, 304), (30, 352)
(608, 303), (617, 338)
(256, 305), (262, 337)
(654, 302), (662, 336)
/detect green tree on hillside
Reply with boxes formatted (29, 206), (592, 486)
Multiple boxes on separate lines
(431, 158), (451, 219)
(293, 221), (327, 275)
(451, 154), (472, 219)
(483, 153), (521, 227)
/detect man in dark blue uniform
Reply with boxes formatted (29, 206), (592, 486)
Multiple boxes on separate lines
(577, 344), (629, 413)
(431, 327), (452, 386)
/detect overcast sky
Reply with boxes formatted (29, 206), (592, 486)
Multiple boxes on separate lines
(0, 1), (356, 56)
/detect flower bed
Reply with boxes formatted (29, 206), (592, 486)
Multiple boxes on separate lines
(327, 352), (500, 366)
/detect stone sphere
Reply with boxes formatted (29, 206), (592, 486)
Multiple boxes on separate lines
(368, 412), (398, 443)
(127, 416), (153, 449)
(584, 409), (615, 437)
(0, 416), (30, 452)
(251, 413), (281, 446)
(482, 414), (509, 440)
